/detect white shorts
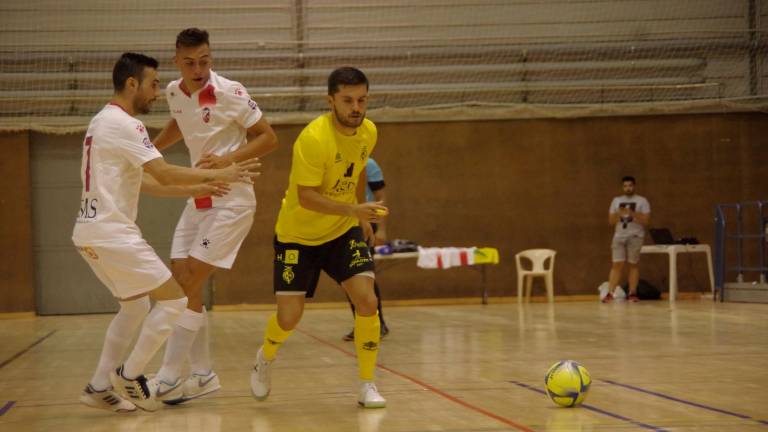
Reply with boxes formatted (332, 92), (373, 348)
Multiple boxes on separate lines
(75, 239), (172, 300)
(170, 204), (255, 269)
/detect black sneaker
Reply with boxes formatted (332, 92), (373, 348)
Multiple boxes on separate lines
(342, 330), (355, 341)
(380, 325), (389, 338)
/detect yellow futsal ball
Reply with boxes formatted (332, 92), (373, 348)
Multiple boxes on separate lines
(544, 360), (591, 407)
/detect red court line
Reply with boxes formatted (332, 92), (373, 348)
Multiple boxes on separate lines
(295, 328), (536, 432)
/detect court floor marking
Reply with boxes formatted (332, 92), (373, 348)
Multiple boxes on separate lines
(600, 379), (768, 427)
(0, 401), (15, 417)
(0, 330), (56, 418)
(0, 330), (57, 370)
(509, 381), (669, 432)
(295, 328), (536, 432)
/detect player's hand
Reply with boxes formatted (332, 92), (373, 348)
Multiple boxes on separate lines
(352, 201), (388, 223)
(218, 158), (261, 183)
(191, 181), (231, 198)
(196, 153), (229, 169)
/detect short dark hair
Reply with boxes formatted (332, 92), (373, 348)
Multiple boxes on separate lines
(176, 28), (210, 49)
(622, 175), (636, 184)
(327, 67), (369, 96)
(112, 52), (158, 92)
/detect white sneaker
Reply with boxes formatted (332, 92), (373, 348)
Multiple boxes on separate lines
(109, 365), (161, 412)
(163, 371), (221, 405)
(250, 347), (272, 401)
(357, 382), (386, 408)
(147, 375), (184, 402)
(79, 383), (137, 413)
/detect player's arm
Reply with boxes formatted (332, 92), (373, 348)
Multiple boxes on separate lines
(608, 210), (620, 225)
(152, 118), (184, 151)
(297, 185), (386, 222)
(196, 118), (278, 169)
(143, 156), (260, 185)
(608, 201), (620, 225)
(633, 210), (650, 226)
(141, 172), (231, 198)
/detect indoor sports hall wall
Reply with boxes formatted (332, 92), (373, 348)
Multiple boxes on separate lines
(2, 112), (766, 313)
(1, 0), (766, 130)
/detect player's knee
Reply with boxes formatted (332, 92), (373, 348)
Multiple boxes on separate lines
(353, 295), (378, 316)
(157, 296), (188, 316)
(277, 311), (302, 330)
(150, 277), (186, 301)
(612, 261), (625, 271)
(119, 296), (151, 319)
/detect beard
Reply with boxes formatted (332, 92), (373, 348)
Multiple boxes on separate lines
(333, 106), (365, 129)
(134, 97), (154, 115)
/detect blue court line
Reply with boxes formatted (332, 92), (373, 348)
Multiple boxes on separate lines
(0, 401), (15, 416)
(509, 381), (669, 432)
(600, 379), (768, 427)
(0, 330), (57, 370)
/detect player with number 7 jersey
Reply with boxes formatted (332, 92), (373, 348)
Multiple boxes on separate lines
(72, 52), (259, 414)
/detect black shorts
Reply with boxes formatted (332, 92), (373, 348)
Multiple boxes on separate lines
(273, 226), (375, 298)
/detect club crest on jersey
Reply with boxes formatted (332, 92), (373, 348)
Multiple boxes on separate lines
(233, 87), (244, 97)
(360, 146), (367, 161)
(202, 107), (211, 123)
(282, 266), (295, 284)
(135, 124), (145, 134)
(77, 246), (99, 260)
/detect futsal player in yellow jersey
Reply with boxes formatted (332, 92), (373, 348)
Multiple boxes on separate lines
(250, 67), (389, 408)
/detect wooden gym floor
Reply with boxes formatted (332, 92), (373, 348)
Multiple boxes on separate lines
(1, 299), (766, 431)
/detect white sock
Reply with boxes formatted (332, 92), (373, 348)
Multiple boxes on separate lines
(89, 297), (150, 390)
(156, 308), (204, 383)
(122, 297), (187, 379)
(188, 306), (213, 375)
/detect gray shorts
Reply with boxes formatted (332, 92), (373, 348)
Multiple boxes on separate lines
(611, 235), (644, 263)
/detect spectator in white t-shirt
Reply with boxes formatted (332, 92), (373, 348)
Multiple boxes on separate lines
(604, 176), (651, 303)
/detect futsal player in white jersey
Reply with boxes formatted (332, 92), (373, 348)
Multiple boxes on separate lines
(145, 28), (278, 404)
(74, 52), (260, 413)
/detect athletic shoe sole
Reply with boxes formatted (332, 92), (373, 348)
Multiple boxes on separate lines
(162, 384), (221, 405)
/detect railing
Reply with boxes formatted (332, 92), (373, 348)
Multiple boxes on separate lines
(714, 201), (768, 301)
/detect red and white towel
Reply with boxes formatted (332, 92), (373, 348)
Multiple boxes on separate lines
(417, 247), (475, 269)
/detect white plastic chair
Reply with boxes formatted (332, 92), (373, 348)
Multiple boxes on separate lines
(515, 249), (556, 302)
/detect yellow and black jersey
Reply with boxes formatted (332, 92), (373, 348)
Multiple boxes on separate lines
(275, 113), (377, 245)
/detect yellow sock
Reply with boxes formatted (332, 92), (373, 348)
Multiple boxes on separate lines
(354, 312), (381, 381)
(262, 313), (293, 361)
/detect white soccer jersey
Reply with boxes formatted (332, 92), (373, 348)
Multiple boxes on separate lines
(166, 70), (262, 208)
(72, 104), (163, 245)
